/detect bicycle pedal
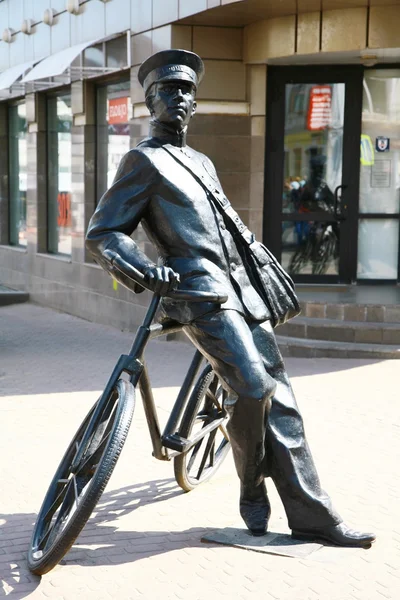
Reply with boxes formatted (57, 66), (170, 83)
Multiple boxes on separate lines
(162, 434), (190, 453)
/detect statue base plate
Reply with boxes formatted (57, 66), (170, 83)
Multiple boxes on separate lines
(201, 528), (323, 558)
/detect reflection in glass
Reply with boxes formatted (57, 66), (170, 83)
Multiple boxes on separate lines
(282, 220), (339, 276)
(282, 83), (345, 216)
(47, 93), (72, 255)
(96, 80), (131, 200)
(357, 219), (399, 279)
(9, 103), (27, 246)
(360, 70), (400, 214)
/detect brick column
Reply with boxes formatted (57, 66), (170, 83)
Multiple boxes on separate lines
(0, 102), (9, 245)
(71, 80), (96, 264)
(26, 93), (47, 254)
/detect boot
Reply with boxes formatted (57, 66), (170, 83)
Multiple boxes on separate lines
(225, 395), (271, 536)
(240, 479), (270, 536)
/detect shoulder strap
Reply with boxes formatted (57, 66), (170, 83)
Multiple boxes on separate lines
(159, 144), (255, 245)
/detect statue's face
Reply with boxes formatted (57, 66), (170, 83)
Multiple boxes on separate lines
(148, 80), (197, 129)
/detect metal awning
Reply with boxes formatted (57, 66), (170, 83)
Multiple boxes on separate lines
(22, 38), (103, 83)
(0, 59), (37, 91)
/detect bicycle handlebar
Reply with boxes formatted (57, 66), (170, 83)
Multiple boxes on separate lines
(103, 249), (228, 304)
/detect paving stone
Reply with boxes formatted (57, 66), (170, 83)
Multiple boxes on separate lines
(0, 303), (399, 600)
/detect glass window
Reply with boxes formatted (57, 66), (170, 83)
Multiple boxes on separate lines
(106, 37), (128, 69)
(283, 83), (345, 215)
(357, 219), (399, 279)
(282, 83), (344, 279)
(96, 80), (131, 200)
(358, 69), (400, 280)
(47, 92), (72, 255)
(360, 70), (400, 214)
(282, 220), (339, 277)
(9, 103), (27, 246)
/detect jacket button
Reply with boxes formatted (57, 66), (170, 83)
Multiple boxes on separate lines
(230, 263), (236, 271)
(220, 222), (226, 230)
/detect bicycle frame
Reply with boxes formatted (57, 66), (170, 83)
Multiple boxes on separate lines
(72, 293), (206, 472)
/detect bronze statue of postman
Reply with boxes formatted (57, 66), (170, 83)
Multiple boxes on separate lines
(86, 50), (375, 547)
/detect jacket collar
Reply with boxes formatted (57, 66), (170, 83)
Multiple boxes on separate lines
(149, 119), (187, 148)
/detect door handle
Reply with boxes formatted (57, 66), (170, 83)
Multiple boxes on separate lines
(334, 185), (347, 221)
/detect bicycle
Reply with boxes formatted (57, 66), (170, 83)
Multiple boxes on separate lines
(289, 221), (338, 276)
(27, 250), (231, 575)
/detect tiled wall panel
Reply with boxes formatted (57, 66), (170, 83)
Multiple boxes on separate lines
(51, 0), (67, 14)
(179, 0), (207, 19)
(0, 2), (9, 33)
(193, 26), (242, 60)
(0, 44), (10, 72)
(33, 22), (51, 61)
(369, 5), (400, 48)
(198, 59), (246, 101)
(152, 25), (173, 54)
(131, 30), (152, 66)
(297, 11), (320, 54)
(80, 1), (106, 44)
(131, 0), (152, 34)
(31, 0), (48, 25)
(9, 33), (25, 67)
(152, 0), (178, 29)
(50, 11), (71, 55)
(23, 27), (35, 61)
(8, 0), (24, 32)
(322, 8), (367, 52)
(105, 0), (131, 38)
(244, 16), (296, 61)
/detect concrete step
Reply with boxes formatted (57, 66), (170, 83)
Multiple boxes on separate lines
(276, 335), (400, 359)
(279, 316), (400, 345)
(300, 300), (400, 323)
(0, 285), (29, 307)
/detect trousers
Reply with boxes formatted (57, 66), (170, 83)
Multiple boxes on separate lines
(184, 309), (341, 529)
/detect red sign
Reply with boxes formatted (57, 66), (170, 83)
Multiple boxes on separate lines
(57, 192), (71, 228)
(307, 85), (332, 131)
(108, 97), (129, 125)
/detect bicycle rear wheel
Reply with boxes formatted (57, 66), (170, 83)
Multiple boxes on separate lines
(174, 365), (231, 492)
(28, 379), (135, 575)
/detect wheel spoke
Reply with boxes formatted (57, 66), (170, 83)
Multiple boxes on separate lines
(196, 429), (218, 480)
(37, 481), (69, 549)
(39, 478), (76, 551)
(209, 440), (215, 467)
(75, 431), (111, 477)
(82, 396), (116, 458)
(219, 424), (229, 440)
(187, 438), (204, 472)
(77, 400), (117, 475)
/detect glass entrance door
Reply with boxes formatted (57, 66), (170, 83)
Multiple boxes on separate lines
(358, 69), (400, 281)
(265, 66), (363, 283)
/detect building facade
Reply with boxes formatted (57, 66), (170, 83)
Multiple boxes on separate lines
(0, 0), (399, 330)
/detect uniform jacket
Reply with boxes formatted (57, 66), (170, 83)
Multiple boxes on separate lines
(86, 121), (271, 324)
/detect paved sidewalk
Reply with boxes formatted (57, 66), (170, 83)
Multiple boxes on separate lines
(0, 303), (399, 600)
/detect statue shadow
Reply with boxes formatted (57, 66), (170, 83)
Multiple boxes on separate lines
(48, 479), (313, 569)
(0, 511), (40, 598)
(0, 477), (184, 596)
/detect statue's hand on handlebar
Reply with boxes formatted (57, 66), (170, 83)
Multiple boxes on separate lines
(143, 266), (180, 296)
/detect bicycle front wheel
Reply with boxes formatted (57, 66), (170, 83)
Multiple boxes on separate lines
(28, 379), (135, 575)
(174, 365), (231, 492)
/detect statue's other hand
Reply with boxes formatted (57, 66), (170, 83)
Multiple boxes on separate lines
(143, 266), (180, 296)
